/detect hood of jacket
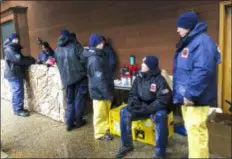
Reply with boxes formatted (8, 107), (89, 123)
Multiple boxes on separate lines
(3, 39), (11, 49)
(176, 22), (208, 52)
(83, 47), (104, 58)
(57, 35), (70, 47)
(3, 38), (23, 52)
(188, 22), (207, 39)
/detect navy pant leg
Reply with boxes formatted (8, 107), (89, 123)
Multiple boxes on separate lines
(8, 78), (24, 113)
(151, 110), (169, 157)
(74, 81), (87, 127)
(120, 107), (133, 147)
(66, 83), (76, 127)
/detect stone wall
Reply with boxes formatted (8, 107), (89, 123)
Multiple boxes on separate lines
(1, 60), (173, 122)
(1, 60), (66, 122)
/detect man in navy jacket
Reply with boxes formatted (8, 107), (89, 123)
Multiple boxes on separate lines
(36, 41), (54, 64)
(54, 29), (87, 131)
(3, 33), (35, 117)
(116, 56), (172, 159)
(173, 11), (221, 158)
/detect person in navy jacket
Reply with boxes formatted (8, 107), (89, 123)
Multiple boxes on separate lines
(36, 41), (54, 64)
(54, 29), (87, 131)
(173, 11), (221, 158)
(115, 56), (172, 159)
(3, 33), (35, 117)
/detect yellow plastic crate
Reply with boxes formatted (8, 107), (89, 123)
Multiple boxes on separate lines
(109, 105), (174, 146)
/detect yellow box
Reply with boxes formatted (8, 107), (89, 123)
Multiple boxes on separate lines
(109, 105), (174, 146)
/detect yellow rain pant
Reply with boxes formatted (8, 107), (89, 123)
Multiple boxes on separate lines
(181, 105), (210, 158)
(93, 100), (112, 139)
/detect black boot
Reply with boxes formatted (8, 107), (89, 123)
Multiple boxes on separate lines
(15, 110), (29, 117)
(23, 109), (29, 112)
(76, 119), (87, 128)
(115, 145), (134, 159)
(98, 133), (114, 141)
(66, 124), (75, 131)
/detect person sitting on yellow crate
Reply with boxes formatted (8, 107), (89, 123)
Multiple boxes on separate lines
(115, 56), (173, 159)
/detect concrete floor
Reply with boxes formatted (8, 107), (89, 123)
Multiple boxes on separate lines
(1, 99), (224, 158)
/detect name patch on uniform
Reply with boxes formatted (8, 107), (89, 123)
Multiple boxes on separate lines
(181, 48), (189, 58)
(150, 84), (156, 92)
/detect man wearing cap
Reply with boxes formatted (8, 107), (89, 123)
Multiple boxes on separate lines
(82, 34), (114, 141)
(3, 33), (35, 117)
(54, 29), (87, 131)
(115, 56), (172, 159)
(36, 41), (55, 65)
(173, 11), (221, 158)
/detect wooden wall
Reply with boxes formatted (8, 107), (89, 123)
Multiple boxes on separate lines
(1, 1), (219, 74)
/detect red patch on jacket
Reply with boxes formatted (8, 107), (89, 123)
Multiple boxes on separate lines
(181, 48), (189, 58)
(150, 83), (156, 92)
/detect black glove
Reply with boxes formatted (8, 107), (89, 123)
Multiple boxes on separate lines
(23, 56), (36, 65)
(127, 98), (141, 112)
(29, 56), (36, 64)
(130, 102), (151, 116)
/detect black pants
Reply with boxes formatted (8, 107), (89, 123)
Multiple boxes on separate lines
(66, 80), (88, 127)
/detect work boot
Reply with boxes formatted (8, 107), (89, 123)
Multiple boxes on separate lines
(115, 145), (134, 158)
(76, 119), (87, 128)
(66, 124), (75, 131)
(15, 110), (29, 117)
(23, 109), (29, 112)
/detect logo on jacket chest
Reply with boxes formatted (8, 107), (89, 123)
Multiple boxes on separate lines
(181, 48), (189, 58)
(150, 83), (156, 92)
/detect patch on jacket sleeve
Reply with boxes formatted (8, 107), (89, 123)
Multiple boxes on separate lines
(150, 83), (156, 92)
(217, 46), (221, 53)
(181, 48), (189, 58)
(94, 71), (102, 78)
(162, 89), (169, 94)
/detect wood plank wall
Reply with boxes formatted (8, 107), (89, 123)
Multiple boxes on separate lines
(1, 1), (219, 75)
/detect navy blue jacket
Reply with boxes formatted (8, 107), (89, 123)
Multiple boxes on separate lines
(3, 39), (35, 80)
(82, 47), (114, 101)
(103, 43), (117, 72)
(127, 68), (173, 116)
(37, 49), (54, 63)
(173, 22), (221, 106)
(54, 36), (87, 87)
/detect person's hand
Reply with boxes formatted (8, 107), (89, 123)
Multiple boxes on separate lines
(46, 57), (56, 66)
(45, 59), (51, 65)
(184, 97), (194, 106)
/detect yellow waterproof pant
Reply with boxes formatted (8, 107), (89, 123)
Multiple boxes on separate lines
(93, 100), (112, 139)
(181, 106), (210, 158)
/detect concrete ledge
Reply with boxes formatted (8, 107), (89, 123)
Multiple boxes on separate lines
(1, 60), (66, 122)
(1, 151), (9, 158)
